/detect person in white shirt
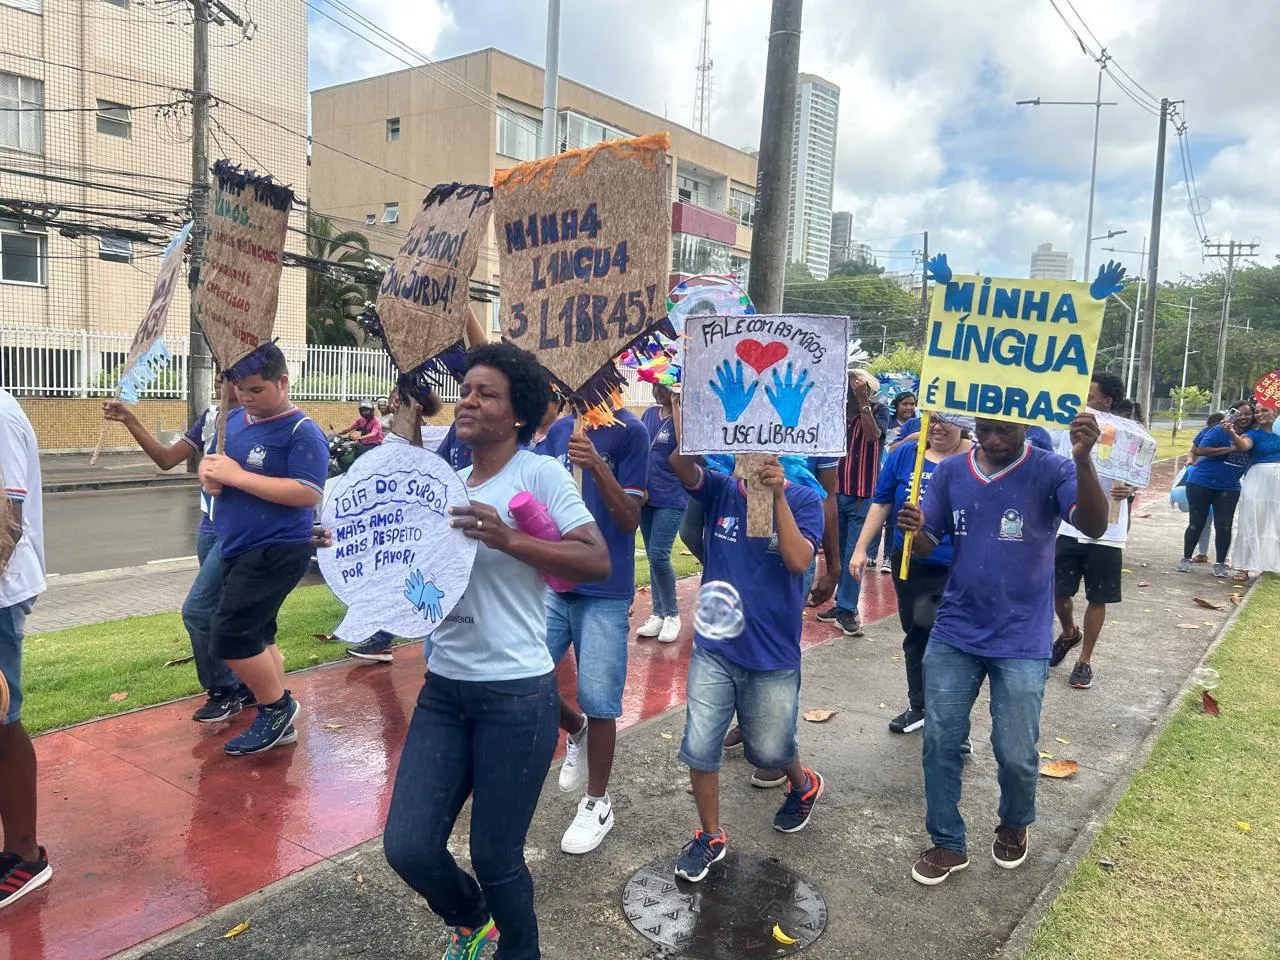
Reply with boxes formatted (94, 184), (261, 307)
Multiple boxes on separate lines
(0, 388), (52, 910)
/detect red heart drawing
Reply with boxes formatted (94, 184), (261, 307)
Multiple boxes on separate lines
(735, 339), (788, 374)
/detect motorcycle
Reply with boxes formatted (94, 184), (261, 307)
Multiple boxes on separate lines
(327, 432), (359, 478)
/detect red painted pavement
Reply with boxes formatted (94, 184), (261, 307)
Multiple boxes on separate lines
(2, 574), (899, 960)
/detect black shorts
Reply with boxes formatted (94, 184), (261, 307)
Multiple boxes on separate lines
(1054, 535), (1123, 605)
(211, 542), (313, 660)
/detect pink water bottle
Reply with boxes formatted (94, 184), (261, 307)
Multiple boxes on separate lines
(508, 491), (576, 592)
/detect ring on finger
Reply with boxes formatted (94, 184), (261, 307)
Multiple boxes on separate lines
(476, 519), (484, 530)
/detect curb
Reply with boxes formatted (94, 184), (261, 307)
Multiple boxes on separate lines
(44, 476), (200, 494)
(992, 578), (1257, 960)
(43, 557), (202, 588)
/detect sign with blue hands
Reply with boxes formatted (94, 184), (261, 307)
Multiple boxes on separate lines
(680, 313), (849, 457)
(318, 442), (476, 642)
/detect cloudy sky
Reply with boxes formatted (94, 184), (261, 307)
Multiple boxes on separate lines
(307, 0), (1275, 282)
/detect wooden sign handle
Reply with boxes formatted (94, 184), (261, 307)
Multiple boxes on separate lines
(89, 388), (122, 467)
(572, 414), (585, 493)
(899, 410), (931, 580)
(392, 397), (423, 446)
(734, 453), (774, 539)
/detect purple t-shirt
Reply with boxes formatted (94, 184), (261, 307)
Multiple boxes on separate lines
(641, 406), (687, 510)
(920, 444), (1078, 659)
(689, 468), (824, 671)
(539, 409), (650, 599)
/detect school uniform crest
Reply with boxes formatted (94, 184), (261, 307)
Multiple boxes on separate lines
(999, 508), (1024, 541)
(246, 444), (268, 469)
(713, 515), (740, 543)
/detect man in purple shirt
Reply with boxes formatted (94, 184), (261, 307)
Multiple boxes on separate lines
(897, 414), (1108, 885)
(537, 408), (649, 855)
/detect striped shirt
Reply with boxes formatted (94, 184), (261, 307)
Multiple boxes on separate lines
(837, 401), (891, 498)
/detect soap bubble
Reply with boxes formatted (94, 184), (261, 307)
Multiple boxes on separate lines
(1190, 666), (1221, 691)
(695, 581), (745, 640)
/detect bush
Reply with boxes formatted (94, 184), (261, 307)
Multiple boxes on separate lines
(866, 345), (923, 376)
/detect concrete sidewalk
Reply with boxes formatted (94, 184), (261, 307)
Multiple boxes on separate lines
(40, 451), (199, 493)
(120, 496), (1241, 960)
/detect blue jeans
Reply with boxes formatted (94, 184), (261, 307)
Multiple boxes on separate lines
(922, 640), (1049, 853)
(384, 670), (558, 959)
(679, 645), (800, 772)
(183, 530), (239, 695)
(545, 593), (631, 718)
(835, 494), (877, 613)
(0, 598), (35, 725)
(640, 504), (685, 618)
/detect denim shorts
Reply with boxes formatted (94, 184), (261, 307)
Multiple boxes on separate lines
(0, 598), (35, 725)
(679, 644), (801, 772)
(545, 592), (630, 719)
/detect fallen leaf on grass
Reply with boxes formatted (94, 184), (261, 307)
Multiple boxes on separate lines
(1039, 759), (1079, 779)
(1201, 691), (1220, 717)
(109, 692), (128, 702)
(1193, 597), (1224, 610)
(1055, 737), (1070, 745)
(323, 723), (344, 731)
(312, 633), (335, 643)
(1097, 858), (1117, 871)
(1237, 821), (1250, 832)
(1136, 581), (1151, 588)
(659, 732), (673, 740)
(1038, 751), (1053, 760)
(162, 655), (195, 667)
(222, 920), (250, 939)
(1176, 623), (1201, 629)
(679, 549), (693, 556)
(308, 654), (321, 663)
(803, 709), (837, 723)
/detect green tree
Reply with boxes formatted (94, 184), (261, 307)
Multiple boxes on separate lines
(781, 273), (921, 352)
(305, 209), (379, 346)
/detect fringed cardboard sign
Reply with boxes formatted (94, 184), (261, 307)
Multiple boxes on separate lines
(493, 133), (672, 411)
(122, 220), (192, 386)
(193, 161), (295, 377)
(375, 183), (493, 381)
(680, 313), (850, 457)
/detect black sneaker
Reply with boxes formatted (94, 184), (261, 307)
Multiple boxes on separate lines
(814, 606), (840, 624)
(889, 708), (925, 734)
(346, 635), (394, 663)
(0, 847), (52, 910)
(992, 825), (1029, 869)
(773, 769), (825, 833)
(191, 691), (242, 723)
(224, 693), (301, 756)
(1068, 661), (1093, 689)
(1050, 626), (1081, 667)
(234, 686), (257, 708)
(836, 611), (863, 637)
(722, 725), (744, 755)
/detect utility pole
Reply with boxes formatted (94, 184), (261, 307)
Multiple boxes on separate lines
(1082, 64), (1103, 280)
(919, 230), (929, 318)
(1205, 239), (1260, 408)
(1136, 98), (1170, 425)
(540, 0), (561, 158)
(747, 0), (802, 314)
(186, 0), (214, 469)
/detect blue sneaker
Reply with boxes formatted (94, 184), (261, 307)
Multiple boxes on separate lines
(441, 919), (497, 960)
(224, 693), (300, 756)
(675, 829), (727, 882)
(773, 768), (825, 833)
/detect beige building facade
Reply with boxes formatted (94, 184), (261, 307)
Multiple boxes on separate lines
(310, 48), (758, 333)
(0, 0), (308, 351)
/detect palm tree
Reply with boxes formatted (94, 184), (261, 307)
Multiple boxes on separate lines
(306, 208), (379, 346)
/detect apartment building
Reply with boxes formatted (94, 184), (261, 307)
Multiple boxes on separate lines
(829, 209), (852, 273)
(1029, 242), (1075, 280)
(786, 73), (840, 281)
(0, 0), (308, 347)
(310, 47), (758, 333)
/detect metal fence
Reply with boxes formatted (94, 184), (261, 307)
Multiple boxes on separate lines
(0, 326), (653, 407)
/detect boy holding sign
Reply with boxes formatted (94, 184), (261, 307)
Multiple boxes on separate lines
(198, 344), (328, 756)
(667, 400), (827, 883)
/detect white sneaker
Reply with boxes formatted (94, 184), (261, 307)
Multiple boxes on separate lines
(561, 794), (614, 854)
(636, 615), (663, 638)
(658, 616), (682, 643)
(558, 720), (589, 793)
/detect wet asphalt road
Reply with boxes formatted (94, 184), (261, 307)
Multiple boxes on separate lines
(42, 485), (204, 575)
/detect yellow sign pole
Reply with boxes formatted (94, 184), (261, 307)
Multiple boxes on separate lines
(898, 410), (931, 581)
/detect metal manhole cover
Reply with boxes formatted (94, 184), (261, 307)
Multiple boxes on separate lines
(622, 851), (827, 959)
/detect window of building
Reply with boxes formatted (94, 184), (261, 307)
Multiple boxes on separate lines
(95, 99), (131, 138)
(102, 0), (128, 7)
(0, 72), (44, 154)
(386, 117), (400, 141)
(381, 202), (399, 224)
(0, 221), (47, 285)
(676, 175), (704, 207)
(557, 110), (629, 152)
(365, 212), (376, 226)
(98, 235), (132, 262)
(729, 188), (754, 227)
(490, 295), (502, 333)
(1, 0), (43, 14)
(496, 107), (541, 161)
(671, 233), (729, 276)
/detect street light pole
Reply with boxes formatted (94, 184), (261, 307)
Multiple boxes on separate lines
(1102, 239), (1147, 394)
(539, 0), (561, 158)
(1173, 296), (1196, 442)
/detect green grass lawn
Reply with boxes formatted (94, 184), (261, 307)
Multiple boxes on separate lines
(23, 536), (702, 736)
(1024, 575), (1280, 960)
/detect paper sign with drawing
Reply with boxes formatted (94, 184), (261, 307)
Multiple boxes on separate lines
(1049, 407), (1157, 487)
(679, 313), (850, 456)
(918, 254), (1124, 428)
(117, 221), (193, 401)
(319, 443), (476, 642)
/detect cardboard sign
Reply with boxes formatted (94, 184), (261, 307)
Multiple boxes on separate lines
(680, 313), (850, 457)
(493, 133), (671, 395)
(920, 272), (1108, 427)
(193, 162), (293, 373)
(318, 442), (476, 642)
(122, 221), (193, 379)
(1254, 370), (1280, 409)
(376, 183), (493, 372)
(1049, 407), (1157, 487)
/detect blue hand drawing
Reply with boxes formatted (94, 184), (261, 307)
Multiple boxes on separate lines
(764, 363), (814, 428)
(925, 253), (952, 285)
(404, 569), (446, 623)
(709, 360), (758, 422)
(1089, 260), (1127, 300)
